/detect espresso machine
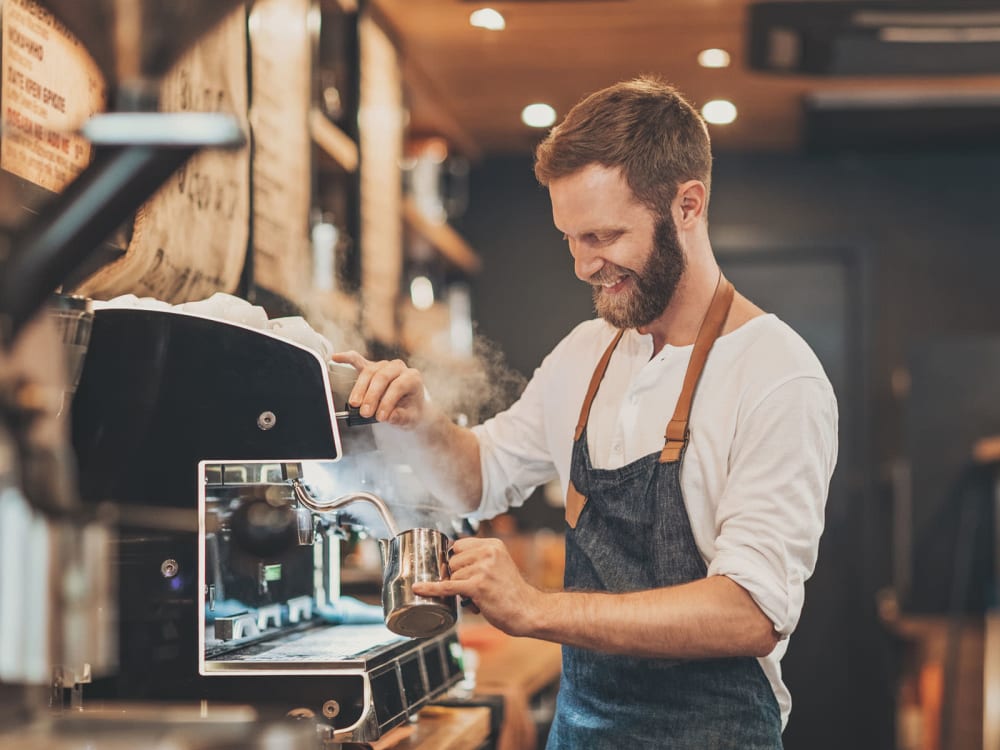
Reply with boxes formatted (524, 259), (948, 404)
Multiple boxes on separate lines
(69, 306), (466, 744)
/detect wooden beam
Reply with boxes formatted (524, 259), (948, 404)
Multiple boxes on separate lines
(310, 108), (359, 173)
(403, 197), (482, 274)
(369, 0), (482, 161)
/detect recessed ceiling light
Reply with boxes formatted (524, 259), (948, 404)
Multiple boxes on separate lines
(470, 8), (505, 31)
(521, 103), (556, 128)
(698, 48), (731, 68)
(701, 99), (738, 125)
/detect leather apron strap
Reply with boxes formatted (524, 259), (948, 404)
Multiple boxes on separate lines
(659, 274), (734, 463)
(574, 328), (626, 441)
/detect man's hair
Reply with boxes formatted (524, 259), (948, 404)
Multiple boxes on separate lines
(534, 76), (712, 217)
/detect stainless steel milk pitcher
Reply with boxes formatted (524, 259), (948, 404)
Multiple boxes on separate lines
(378, 527), (457, 638)
(291, 482), (458, 638)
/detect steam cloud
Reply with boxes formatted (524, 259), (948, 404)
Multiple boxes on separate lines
(309, 330), (527, 533)
(410, 332), (527, 427)
(299, 279), (528, 531)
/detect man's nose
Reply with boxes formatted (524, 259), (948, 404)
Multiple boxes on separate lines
(572, 243), (603, 281)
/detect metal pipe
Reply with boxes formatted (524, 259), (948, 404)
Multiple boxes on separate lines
(291, 481), (400, 538)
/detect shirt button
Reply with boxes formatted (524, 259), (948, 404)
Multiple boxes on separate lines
(612, 442), (623, 453)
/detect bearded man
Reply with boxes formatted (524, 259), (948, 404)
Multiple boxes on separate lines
(332, 76), (838, 749)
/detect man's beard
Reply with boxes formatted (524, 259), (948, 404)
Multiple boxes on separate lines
(591, 215), (686, 329)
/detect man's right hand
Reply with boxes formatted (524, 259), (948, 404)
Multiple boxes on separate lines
(329, 351), (429, 430)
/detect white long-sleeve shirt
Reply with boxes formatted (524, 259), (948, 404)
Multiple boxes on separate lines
(471, 313), (839, 727)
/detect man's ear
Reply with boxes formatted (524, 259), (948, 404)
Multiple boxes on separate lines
(675, 180), (707, 226)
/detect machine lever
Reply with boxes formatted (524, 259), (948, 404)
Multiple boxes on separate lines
(334, 405), (378, 427)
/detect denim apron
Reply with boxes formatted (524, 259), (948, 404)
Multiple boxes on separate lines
(548, 276), (782, 749)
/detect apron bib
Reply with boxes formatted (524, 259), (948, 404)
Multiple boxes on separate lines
(548, 275), (782, 749)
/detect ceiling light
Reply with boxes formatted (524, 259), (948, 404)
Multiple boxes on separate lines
(701, 99), (738, 125)
(410, 276), (435, 311)
(698, 48), (731, 68)
(521, 103), (556, 128)
(470, 8), (505, 31)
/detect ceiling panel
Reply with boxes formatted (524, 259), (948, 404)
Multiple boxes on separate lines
(373, 0), (1000, 155)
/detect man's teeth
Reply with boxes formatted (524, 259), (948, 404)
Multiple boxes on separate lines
(602, 276), (626, 288)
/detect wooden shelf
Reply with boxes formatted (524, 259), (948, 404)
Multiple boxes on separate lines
(403, 197), (482, 274)
(311, 108), (359, 173)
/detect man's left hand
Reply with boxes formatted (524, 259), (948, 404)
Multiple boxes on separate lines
(412, 537), (543, 637)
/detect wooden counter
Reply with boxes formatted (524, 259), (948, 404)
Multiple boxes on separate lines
(341, 705), (490, 750)
(882, 608), (986, 750)
(460, 621), (562, 750)
(473, 629), (562, 699)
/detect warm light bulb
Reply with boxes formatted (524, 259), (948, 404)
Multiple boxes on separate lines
(701, 99), (738, 125)
(410, 276), (435, 310)
(521, 103), (556, 128)
(469, 8), (505, 31)
(698, 48), (731, 68)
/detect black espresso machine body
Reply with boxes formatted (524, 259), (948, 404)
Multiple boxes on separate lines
(70, 308), (463, 742)
(72, 307), (344, 508)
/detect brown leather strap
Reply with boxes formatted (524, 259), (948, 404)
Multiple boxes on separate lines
(659, 273), (734, 463)
(565, 480), (587, 529)
(573, 328), (625, 441)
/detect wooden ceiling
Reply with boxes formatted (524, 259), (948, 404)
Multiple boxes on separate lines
(371, 0), (1000, 157)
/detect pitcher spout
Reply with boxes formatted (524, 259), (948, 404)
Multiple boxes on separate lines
(377, 537), (391, 568)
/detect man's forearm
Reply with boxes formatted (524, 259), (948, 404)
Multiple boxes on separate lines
(524, 575), (779, 659)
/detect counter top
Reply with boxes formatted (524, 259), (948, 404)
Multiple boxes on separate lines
(342, 705), (490, 750)
(466, 624), (562, 698)
(460, 621), (563, 750)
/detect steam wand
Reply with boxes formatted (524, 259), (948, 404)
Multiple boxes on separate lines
(291, 481), (400, 538)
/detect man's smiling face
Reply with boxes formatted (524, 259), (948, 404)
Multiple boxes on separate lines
(550, 163), (686, 329)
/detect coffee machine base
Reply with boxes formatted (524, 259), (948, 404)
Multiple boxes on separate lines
(200, 625), (465, 742)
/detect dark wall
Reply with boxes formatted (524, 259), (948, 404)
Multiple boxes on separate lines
(459, 150), (1000, 750)
(458, 158), (594, 377)
(464, 151), (1000, 454)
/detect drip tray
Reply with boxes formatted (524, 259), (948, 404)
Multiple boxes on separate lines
(209, 624), (408, 668)
(199, 624), (466, 742)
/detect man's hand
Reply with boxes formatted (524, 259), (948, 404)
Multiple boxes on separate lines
(412, 537), (544, 637)
(330, 351), (429, 430)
